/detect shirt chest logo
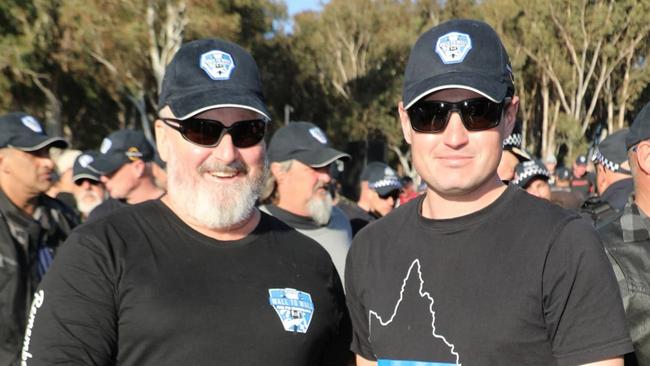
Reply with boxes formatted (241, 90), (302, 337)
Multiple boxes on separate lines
(268, 288), (314, 333)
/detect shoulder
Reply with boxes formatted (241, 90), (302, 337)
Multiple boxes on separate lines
(349, 196), (418, 254)
(259, 211), (339, 271)
(86, 198), (128, 222)
(75, 200), (162, 238)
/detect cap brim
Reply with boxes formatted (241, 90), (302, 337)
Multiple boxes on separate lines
(292, 147), (351, 168)
(404, 72), (509, 109)
(73, 173), (101, 182)
(509, 147), (531, 162)
(11, 136), (68, 151)
(164, 87), (270, 120)
(92, 153), (130, 175)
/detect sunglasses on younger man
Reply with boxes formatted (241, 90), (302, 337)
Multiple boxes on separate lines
(407, 97), (509, 133)
(162, 117), (267, 148)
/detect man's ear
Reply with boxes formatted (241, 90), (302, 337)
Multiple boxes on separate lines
(636, 141), (650, 175)
(154, 119), (169, 164)
(502, 96), (520, 138)
(270, 162), (287, 183)
(398, 101), (413, 145)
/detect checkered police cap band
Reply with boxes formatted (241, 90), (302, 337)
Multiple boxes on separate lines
(592, 147), (630, 174)
(503, 132), (522, 148)
(368, 177), (402, 191)
(512, 160), (550, 187)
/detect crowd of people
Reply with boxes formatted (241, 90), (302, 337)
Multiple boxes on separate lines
(0, 17), (648, 366)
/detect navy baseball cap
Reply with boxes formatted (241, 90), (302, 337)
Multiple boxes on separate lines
(73, 151), (102, 183)
(361, 162), (403, 196)
(592, 128), (630, 173)
(158, 38), (270, 121)
(575, 154), (588, 166)
(512, 159), (550, 188)
(268, 122), (350, 168)
(92, 129), (154, 175)
(0, 112), (68, 151)
(403, 19), (514, 109)
(627, 102), (650, 150)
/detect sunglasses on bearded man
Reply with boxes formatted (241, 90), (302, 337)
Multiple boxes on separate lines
(162, 117), (267, 148)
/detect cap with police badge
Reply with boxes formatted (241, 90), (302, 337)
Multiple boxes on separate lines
(0, 112), (68, 151)
(158, 38), (269, 121)
(267, 122), (350, 168)
(403, 19), (514, 109)
(626, 101), (650, 150)
(575, 154), (588, 166)
(512, 159), (551, 188)
(592, 128), (630, 174)
(73, 150), (102, 183)
(92, 129), (154, 175)
(361, 162), (403, 196)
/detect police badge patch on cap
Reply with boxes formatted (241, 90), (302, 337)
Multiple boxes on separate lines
(309, 127), (328, 144)
(100, 138), (112, 154)
(435, 32), (472, 64)
(21, 116), (43, 134)
(200, 50), (236, 80)
(268, 288), (314, 334)
(78, 154), (94, 168)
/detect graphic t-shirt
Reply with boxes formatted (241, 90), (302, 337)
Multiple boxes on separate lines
(346, 185), (633, 366)
(23, 201), (350, 365)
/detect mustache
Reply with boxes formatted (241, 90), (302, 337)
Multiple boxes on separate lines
(198, 160), (248, 175)
(312, 181), (330, 193)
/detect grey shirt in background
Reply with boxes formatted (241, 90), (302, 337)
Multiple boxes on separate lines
(260, 204), (352, 288)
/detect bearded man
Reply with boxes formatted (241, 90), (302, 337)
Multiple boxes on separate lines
(260, 121), (352, 286)
(21, 39), (351, 366)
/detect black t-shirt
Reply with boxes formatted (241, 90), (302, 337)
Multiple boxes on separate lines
(85, 197), (128, 222)
(23, 201), (350, 365)
(336, 202), (376, 237)
(345, 185), (633, 365)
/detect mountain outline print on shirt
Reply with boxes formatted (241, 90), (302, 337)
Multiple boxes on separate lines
(369, 259), (461, 366)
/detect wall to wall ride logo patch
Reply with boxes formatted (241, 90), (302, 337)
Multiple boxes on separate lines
(435, 32), (472, 64)
(268, 288), (314, 333)
(200, 50), (236, 80)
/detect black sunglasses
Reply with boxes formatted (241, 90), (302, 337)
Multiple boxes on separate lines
(162, 117), (267, 148)
(378, 190), (400, 201)
(407, 97), (508, 133)
(74, 178), (101, 186)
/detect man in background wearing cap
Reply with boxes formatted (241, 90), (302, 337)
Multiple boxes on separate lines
(71, 151), (106, 221)
(581, 129), (634, 227)
(261, 121), (352, 285)
(544, 153), (558, 186)
(337, 161), (402, 236)
(598, 102), (650, 364)
(23, 39), (350, 365)
(550, 166), (584, 209)
(571, 153), (596, 200)
(46, 148), (81, 209)
(0, 112), (78, 365)
(345, 19), (632, 366)
(512, 159), (552, 200)
(85, 129), (165, 222)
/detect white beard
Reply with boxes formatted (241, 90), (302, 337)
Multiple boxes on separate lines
(75, 191), (104, 217)
(166, 154), (266, 230)
(307, 192), (333, 226)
